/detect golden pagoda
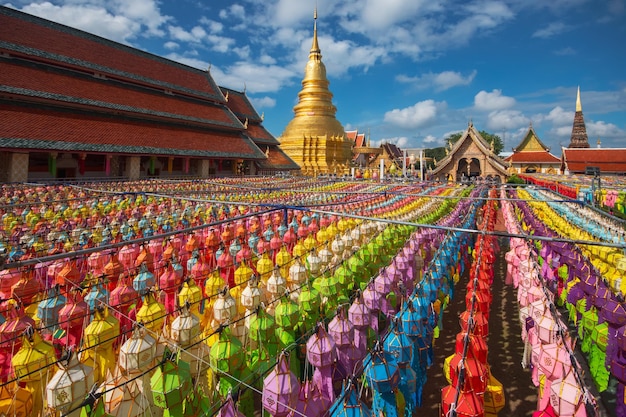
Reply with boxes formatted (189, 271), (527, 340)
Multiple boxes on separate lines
(277, 10), (353, 175)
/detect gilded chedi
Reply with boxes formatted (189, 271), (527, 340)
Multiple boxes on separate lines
(278, 12), (353, 175)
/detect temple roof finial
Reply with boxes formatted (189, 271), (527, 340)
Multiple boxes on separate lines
(576, 85), (582, 112)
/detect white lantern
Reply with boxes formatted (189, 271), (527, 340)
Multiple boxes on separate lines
(171, 305), (200, 347)
(213, 287), (237, 325)
(288, 258), (307, 287)
(46, 352), (94, 415)
(341, 232), (354, 251)
(331, 235), (346, 256)
(104, 374), (149, 417)
(306, 250), (322, 275)
(266, 268), (286, 296)
(241, 276), (262, 311)
(118, 327), (157, 374)
(318, 246), (333, 266)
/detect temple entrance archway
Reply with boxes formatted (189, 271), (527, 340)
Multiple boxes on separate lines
(457, 157), (481, 180)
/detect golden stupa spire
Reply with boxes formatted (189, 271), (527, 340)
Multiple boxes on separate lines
(576, 85), (582, 112)
(311, 6), (320, 59)
(276, 5), (350, 175)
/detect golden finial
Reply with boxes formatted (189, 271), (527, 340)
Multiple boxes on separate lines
(576, 85), (582, 112)
(261, 112), (264, 121)
(243, 117), (248, 129)
(224, 91), (229, 102)
(310, 4), (320, 56)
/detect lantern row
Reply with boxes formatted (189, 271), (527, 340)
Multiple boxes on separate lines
(502, 187), (602, 417)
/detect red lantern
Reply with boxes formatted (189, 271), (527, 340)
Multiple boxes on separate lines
(441, 385), (484, 417)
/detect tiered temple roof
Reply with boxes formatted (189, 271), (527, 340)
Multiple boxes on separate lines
(505, 124), (560, 165)
(0, 6), (271, 162)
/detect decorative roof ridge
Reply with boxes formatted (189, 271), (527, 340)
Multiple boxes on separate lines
(0, 85), (243, 130)
(0, 40), (224, 102)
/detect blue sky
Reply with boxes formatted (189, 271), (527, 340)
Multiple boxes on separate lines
(5, 0), (626, 153)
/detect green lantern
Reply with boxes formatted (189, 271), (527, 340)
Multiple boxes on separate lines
(334, 263), (353, 289)
(151, 353), (192, 416)
(298, 284), (320, 329)
(274, 297), (300, 330)
(209, 327), (246, 375)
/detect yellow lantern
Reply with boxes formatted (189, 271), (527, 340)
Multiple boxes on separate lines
(178, 278), (202, 319)
(275, 246), (292, 280)
(46, 351), (94, 415)
(136, 291), (166, 334)
(256, 252), (274, 284)
(12, 328), (56, 412)
(292, 240), (307, 259)
(81, 306), (119, 384)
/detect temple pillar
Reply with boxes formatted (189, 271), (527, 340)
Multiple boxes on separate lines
(199, 159), (210, 177)
(8, 152), (29, 183)
(127, 156), (141, 179)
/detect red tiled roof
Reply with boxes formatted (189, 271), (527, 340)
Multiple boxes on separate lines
(355, 134), (366, 148)
(346, 130), (358, 141)
(0, 104), (264, 158)
(0, 60), (239, 128)
(0, 7), (223, 100)
(257, 146), (300, 170)
(245, 123), (279, 145)
(504, 151), (560, 164)
(563, 148), (626, 173)
(220, 88), (260, 121)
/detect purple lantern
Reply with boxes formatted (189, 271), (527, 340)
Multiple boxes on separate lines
(262, 352), (300, 417)
(307, 323), (337, 403)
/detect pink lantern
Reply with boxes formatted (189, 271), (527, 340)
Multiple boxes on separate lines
(218, 394), (245, 417)
(348, 294), (371, 355)
(58, 290), (89, 348)
(262, 352), (300, 417)
(549, 370), (583, 417)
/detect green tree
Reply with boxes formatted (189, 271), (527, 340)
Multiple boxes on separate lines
(444, 130), (504, 155)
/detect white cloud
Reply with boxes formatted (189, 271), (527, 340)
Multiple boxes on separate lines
(587, 120), (625, 138)
(397, 70), (477, 91)
(384, 100), (444, 129)
(374, 136), (411, 148)
(209, 62), (296, 94)
(423, 134), (440, 144)
(542, 106), (574, 125)
(532, 22), (569, 38)
(9, 0), (171, 43)
(164, 41), (179, 50)
(12, 1), (141, 44)
(486, 109), (528, 130)
(474, 89), (516, 111)
(554, 47), (576, 55)
(250, 96), (277, 109)
(219, 4), (245, 20)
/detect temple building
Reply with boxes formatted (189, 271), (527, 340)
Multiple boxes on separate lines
(568, 86), (590, 148)
(0, 6), (296, 182)
(504, 124), (561, 174)
(430, 122), (508, 182)
(277, 12), (353, 175)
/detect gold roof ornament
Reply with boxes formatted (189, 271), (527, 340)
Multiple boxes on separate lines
(576, 85), (582, 112)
